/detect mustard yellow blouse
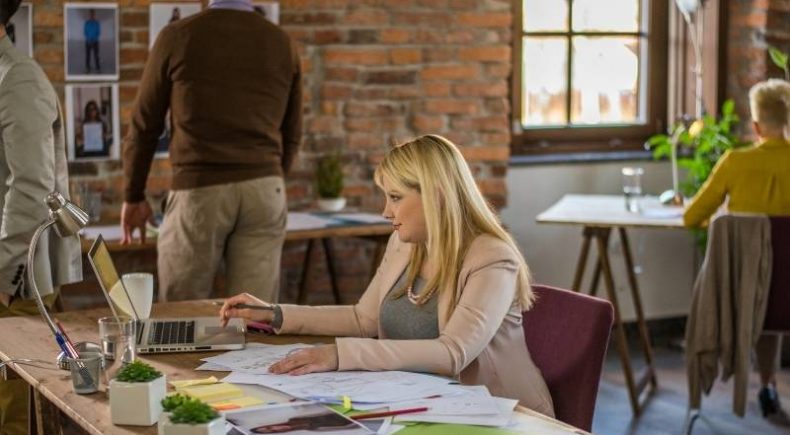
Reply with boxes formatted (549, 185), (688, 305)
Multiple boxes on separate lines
(683, 138), (790, 228)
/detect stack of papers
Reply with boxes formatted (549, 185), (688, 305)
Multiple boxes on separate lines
(197, 343), (312, 373)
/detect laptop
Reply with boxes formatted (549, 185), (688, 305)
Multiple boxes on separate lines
(88, 235), (246, 354)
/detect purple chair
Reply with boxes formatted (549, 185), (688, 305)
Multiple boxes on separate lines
(522, 284), (614, 432)
(763, 216), (790, 331)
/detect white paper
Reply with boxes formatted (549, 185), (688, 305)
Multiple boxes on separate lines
(286, 212), (339, 231)
(640, 206), (683, 218)
(83, 122), (104, 151)
(332, 213), (390, 224)
(407, 396), (500, 416)
(222, 371), (460, 404)
(201, 343), (312, 374)
(394, 397), (517, 427)
(504, 410), (586, 434)
(80, 225), (124, 241)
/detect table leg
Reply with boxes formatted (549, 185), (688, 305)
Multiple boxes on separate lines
(296, 239), (316, 304)
(587, 227), (609, 297)
(571, 230), (593, 292)
(33, 389), (62, 435)
(321, 238), (342, 304)
(594, 232), (641, 415)
(618, 228), (657, 388)
(369, 236), (388, 280)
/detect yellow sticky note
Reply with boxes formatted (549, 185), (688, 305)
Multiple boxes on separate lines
(211, 396), (265, 410)
(170, 376), (219, 389)
(343, 395), (352, 410)
(179, 383), (244, 403)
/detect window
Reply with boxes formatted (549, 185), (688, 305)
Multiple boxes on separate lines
(512, 0), (668, 156)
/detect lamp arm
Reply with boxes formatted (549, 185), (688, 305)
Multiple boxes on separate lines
(26, 218), (60, 338)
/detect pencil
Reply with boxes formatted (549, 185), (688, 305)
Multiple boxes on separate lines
(351, 406), (429, 421)
(212, 301), (275, 311)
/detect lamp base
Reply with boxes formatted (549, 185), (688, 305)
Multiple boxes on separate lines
(659, 190), (685, 206)
(56, 342), (103, 371)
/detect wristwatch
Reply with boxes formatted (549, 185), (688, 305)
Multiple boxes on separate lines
(272, 304), (283, 329)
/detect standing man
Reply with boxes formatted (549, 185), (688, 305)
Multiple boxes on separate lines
(1, 0), (82, 432)
(83, 9), (100, 73)
(121, 0), (302, 303)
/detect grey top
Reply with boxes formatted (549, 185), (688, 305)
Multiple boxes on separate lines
(379, 272), (439, 340)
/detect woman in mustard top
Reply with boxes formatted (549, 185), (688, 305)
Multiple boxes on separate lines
(684, 78), (790, 418)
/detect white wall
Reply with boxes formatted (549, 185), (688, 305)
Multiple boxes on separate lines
(502, 161), (697, 321)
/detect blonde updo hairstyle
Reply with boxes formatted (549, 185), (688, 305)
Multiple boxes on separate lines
(749, 78), (790, 136)
(373, 134), (534, 311)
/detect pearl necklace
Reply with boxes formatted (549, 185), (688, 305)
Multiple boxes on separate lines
(406, 284), (420, 304)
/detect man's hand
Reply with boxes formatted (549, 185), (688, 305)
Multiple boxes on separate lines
(121, 201), (154, 244)
(0, 292), (12, 308)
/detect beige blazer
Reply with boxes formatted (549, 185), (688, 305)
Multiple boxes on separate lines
(0, 36), (82, 298)
(279, 233), (555, 417)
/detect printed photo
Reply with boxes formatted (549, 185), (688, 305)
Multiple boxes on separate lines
(7, 3), (32, 57)
(64, 3), (119, 80)
(149, 2), (201, 49)
(253, 2), (279, 24)
(225, 402), (370, 435)
(65, 84), (120, 161)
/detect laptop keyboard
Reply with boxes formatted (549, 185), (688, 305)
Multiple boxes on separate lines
(147, 321), (196, 345)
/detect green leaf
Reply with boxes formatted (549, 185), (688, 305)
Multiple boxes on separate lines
(768, 46), (789, 69)
(721, 99), (735, 116)
(169, 400), (219, 425)
(115, 360), (162, 383)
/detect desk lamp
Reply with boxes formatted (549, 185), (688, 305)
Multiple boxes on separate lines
(26, 192), (89, 361)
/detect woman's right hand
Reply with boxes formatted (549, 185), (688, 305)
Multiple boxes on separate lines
(219, 293), (275, 327)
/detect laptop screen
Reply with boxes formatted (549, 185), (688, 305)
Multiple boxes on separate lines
(87, 236), (139, 321)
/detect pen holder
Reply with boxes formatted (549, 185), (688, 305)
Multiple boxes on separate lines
(57, 341), (104, 371)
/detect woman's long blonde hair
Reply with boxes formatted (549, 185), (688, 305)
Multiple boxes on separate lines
(373, 135), (534, 310)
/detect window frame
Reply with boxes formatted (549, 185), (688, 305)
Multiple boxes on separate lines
(511, 0), (669, 156)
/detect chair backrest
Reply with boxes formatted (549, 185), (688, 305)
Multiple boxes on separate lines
(522, 284), (614, 431)
(763, 216), (790, 331)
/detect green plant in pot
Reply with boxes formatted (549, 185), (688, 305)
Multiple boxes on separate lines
(316, 152), (346, 212)
(648, 99), (747, 247)
(159, 394), (224, 435)
(110, 360), (166, 426)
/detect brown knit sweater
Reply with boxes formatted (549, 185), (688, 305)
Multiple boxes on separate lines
(123, 9), (302, 202)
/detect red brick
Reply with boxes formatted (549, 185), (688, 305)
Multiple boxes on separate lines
(348, 133), (383, 150)
(457, 12), (512, 27)
(481, 133), (510, 146)
(411, 114), (445, 131)
(121, 12), (148, 27)
(308, 116), (337, 133)
(342, 9), (389, 25)
(393, 12), (450, 25)
(281, 12), (337, 25)
(445, 30), (476, 44)
(33, 31), (54, 44)
(449, 0), (477, 9)
(458, 46), (511, 62)
(324, 48), (389, 65)
(135, 30), (150, 46)
(422, 82), (452, 97)
(389, 87), (421, 99)
(453, 82), (508, 97)
(121, 48), (149, 64)
(35, 48), (63, 64)
(119, 85), (138, 102)
(41, 65), (64, 82)
(345, 118), (378, 132)
(353, 87), (390, 100)
(381, 28), (412, 44)
(364, 70), (417, 85)
(390, 48), (422, 65)
(420, 64), (480, 80)
(460, 146), (510, 162)
(34, 10), (62, 26)
(281, 0), (350, 9)
(424, 99), (479, 114)
(414, 28), (444, 44)
(345, 102), (400, 117)
(423, 48), (457, 62)
(486, 63), (511, 79)
(321, 84), (354, 100)
(477, 178), (506, 197)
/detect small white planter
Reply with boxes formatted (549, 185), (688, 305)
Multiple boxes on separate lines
(317, 197), (346, 212)
(158, 415), (225, 435)
(110, 376), (166, 426)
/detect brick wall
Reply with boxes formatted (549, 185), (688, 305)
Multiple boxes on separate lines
(726, 0), (790, 135)
(28, 0), (514, 303)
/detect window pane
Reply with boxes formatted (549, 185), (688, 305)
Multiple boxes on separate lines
(570, 37), (643, 125)
(522, 37), (568, 127)
(572, 0), (640, 32)
(523, 0), (568, 32)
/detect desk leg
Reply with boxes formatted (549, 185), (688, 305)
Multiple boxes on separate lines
(571, 230), (592, 292)
(619, 228), (657, 389)
(296, 239), (316, 304)
(32, 389), (62, 435)
(322, 238), (342, 304)
(594, 232), (641, 415)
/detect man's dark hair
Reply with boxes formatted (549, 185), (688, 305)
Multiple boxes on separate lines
(0, 0), (22, 27)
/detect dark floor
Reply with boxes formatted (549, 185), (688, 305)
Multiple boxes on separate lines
(592, 342), (790, 435)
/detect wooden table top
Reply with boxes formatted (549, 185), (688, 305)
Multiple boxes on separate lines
(537, 194), (685, 229)
(0, 301), (583, 434)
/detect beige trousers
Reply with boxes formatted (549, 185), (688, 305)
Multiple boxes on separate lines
(157, 176), (286, 302)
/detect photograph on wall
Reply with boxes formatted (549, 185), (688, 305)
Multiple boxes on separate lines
(65, 84), (120, 161)
(253, 2), (279, 24)
(149, 2), (201, 49)
(7, 3), (33, 57)
(64, 3), (119, 81)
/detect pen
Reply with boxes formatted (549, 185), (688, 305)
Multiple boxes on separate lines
(55, 319), (80, 358)
(212, 301), (275, 311)
(351, 406), (429, 421)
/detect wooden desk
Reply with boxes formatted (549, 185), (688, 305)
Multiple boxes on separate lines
(79, 212), (393, 304)
(0, 301), (586, 435)
(537, 194), (684, 416)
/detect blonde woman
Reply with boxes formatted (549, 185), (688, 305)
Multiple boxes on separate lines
(220, 135), (554, 416)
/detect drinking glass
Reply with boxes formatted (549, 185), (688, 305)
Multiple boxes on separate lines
(621, 167), (644, 213)
(98, 316), (136, 385)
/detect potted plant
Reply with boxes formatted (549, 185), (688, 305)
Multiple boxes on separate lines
(110, 360), (166, 426)
(316, 152), (346, 212)
(158, 395), (224, 435)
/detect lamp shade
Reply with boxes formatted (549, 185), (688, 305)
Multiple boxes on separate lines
(46, 191), (89, 237)
(675, 0), (701, 14)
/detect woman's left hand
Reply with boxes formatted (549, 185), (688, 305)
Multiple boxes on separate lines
(269, 344), (339, 375)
